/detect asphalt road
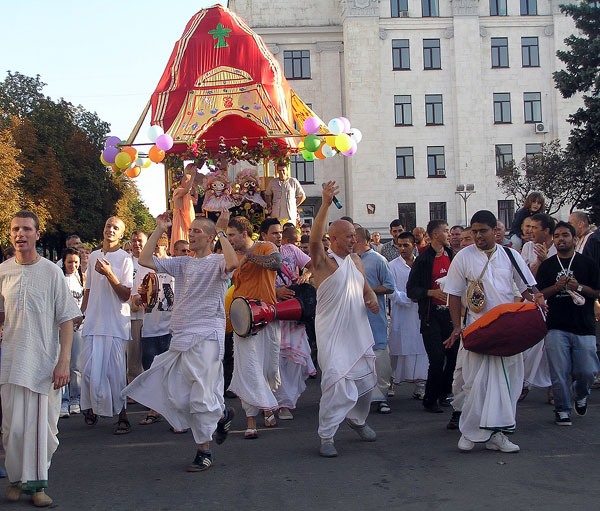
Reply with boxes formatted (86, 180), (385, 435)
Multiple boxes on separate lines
(1, 380), (599, 511)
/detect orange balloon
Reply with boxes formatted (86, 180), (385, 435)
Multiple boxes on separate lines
(126, 166), (141, 178)
(314, 145), (326, 160)
(148, 145), (165, 163)
(122, 146), (138, 163)
(111, 164), (120, 173)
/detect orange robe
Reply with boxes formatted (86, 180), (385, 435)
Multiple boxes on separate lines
(170, 192), (195, 256)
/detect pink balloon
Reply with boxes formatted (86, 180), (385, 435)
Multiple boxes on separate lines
(102, 146), (120, 164)
(155, 134), (174, 151)
(303, 117), (320, 135)
(341, 139), (357, 156)
(338, 116), (351, 133)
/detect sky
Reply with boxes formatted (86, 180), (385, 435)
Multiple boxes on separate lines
(1, 0), (226, 215)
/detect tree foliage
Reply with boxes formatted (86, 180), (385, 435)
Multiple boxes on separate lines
(0, 71), (154, 253)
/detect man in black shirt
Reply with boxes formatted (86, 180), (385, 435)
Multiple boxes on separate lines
(537, 221), (600, 426)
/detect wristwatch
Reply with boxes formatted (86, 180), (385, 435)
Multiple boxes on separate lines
(577, 284), (583, 293)
(217, 231), (227, 238)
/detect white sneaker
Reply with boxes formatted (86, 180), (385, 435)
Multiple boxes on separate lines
(60, 403), (70, 418)
(70, 403), (81, 415)
(458, 435), (474, 451)
(278, 408), (294, 420)
(485, 432), (520, 453)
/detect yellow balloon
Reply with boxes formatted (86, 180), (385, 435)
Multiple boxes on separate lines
(115, 152), (132, 170)
(326, 135), (337, 148)
(335, 134), (352, 153)
(140, 158), (152, 168)
(100, 154), (109, 166)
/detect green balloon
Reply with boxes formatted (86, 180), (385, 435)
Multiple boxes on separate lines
(304, 135), (321, 153)
(301, 150), (315, 161)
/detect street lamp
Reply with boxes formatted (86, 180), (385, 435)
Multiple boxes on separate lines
(455, 184), (476, 227)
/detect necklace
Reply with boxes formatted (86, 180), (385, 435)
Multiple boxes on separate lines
(556, 253), (575, 276)
(15, 254), (40, 266)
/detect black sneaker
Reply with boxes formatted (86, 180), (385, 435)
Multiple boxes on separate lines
(215, 407), (235, 445)
(446, 411), (461, 430)
(574, 398), (588, 416)
(423, 402), (444, 413)
(439, 396), (453, 407)
(554, 412), (572, 426)
(187, 450), (212, 472)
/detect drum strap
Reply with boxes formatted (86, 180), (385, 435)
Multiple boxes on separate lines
(502, 246), (534, 291)
(278, 263), (297, 284)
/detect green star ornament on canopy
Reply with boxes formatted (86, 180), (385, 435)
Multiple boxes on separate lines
(209, 23), (232, 48)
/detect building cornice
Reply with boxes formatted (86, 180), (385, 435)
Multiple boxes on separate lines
(340, 0), (381, 18)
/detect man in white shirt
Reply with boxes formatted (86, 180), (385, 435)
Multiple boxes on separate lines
(569, 211), (593, 254)
(128, 230), (148, 384)
(80, 217), (134, 434)
(55, 234), (81, 268)
(264, 162), (306, 224)
(1, 211), (81, 507)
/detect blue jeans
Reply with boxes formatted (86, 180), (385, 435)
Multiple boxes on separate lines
(141, 334), (171, 370)
(545, 330), (600, 414)
(61, 329), (82, 406)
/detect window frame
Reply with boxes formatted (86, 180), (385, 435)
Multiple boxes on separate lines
(392, 39), (411, 71)
(425, 94), (444, 125)
(490, 0), (508, 16)
(398, 203), (417, 231)
(283, 50), (311, 80)
(495, 144), (514, 175)
(429, 202), (447, 221)
(520, 0), (537, 15)
(498, 200), (515, 229)
(422, 0), (440, 17)
(290, 153), (315, 184)
(423, 39), (441, 70)
(427, 146), (446, 177)
(523, 92), (542, 123)
(521, 37), (540, 67)
(493, 92), (512, 124)
(396, 147), (415, 178)
(391, 0), (409, 16)
(491, 37), (509, 68)
(394, 95), (413, 126)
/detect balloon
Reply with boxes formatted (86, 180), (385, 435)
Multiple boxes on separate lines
(100, 153), (110, 166)
(126, 166), (141, 178)
(321, 144), (336, 158)
(298, 141), (305, 150)
(147, 125), (164, 143)
(156, 134), (174, 151)
(338, 116), (351, 133)
(328, 118), (344, 136)
(122, 146), (138, 163)
(111, 164), (120, 173)
(102, 146), (119, 164)
(304, 134), (321, 152)
(141, 159), (152, 168)
(135, 157), (144, 167)
(303, 117), (320, 135)
(341, 139), (358, 156)
(335, 133), (352, 153)
(314, 145), (326, 160)
(301, 150), (315, 162)
(350, 128), (363, 144)
(115, 152), (132, 170)
(105, 136), (121, 148)
(325, 135), (337, 148)
(148, 145), (166, 163)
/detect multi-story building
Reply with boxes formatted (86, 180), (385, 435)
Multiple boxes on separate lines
(228, 0), (580, 232)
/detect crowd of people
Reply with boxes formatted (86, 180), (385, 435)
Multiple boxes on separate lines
(1, 186), (599, 506)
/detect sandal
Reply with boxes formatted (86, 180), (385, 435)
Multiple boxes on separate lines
(244, 428), (258, 439)
(169, 427), (188, 434)
(114, 419), (131, 435)
(518, 387), (530, 402)
(83, 409), (98, 426)
(264, 412), (277, 428)
(139, 414), (161, 425)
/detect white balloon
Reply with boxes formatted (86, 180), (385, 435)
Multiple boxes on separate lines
(328, 118), (344, 136)
(147, 125), (164, 143)
(321, 144), (337, 158)
(350, 128), (363, 144)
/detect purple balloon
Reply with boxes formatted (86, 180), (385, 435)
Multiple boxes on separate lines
(338, 117), (351, 133)
(303, 116), (320, 135)
(105, 136), (121, 148)
(102, 146), (120, 164)
(156, 134), (174, 151)
(341, 139), (357, 156)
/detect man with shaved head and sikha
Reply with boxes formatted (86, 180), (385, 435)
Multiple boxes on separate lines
(310, 181), (379, 457)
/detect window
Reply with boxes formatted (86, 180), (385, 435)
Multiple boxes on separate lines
(423, 39), (441, 70)
(422, 0), (439, 17)
(493, 93), (511, 123)
(425, 94), (443, 125)
(498, 200), (515, 229)
(520, 0), (537, 15)
(283, 50), (311, 79)
(396, 147), (414, 178)
(429, 202), (447, 221)
(526, 143), (542, 158)
(290, 154), (314, 184)
(490, 0), (507, 15)
(491, 38), (509, 68)
(398, 203), (417, 231)
(394, 95), (413, 126)
(392, 39), (410, 70)
(427, 146), (446, 177)
(495, 144), (513, 174)
(391, 0), (409, 16)
(521, 37), (539, 67)
(524, 92), (542, 123)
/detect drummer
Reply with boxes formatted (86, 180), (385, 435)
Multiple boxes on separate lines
(226, 216), (283, 439)
(260, 222), (316, 420)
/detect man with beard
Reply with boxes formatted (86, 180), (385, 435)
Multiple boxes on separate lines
(381, 219), (405, 262)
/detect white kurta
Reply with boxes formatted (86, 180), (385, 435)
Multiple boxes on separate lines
(388, 257), (428, 383)
(445, 244), (534, 443)
(316, 253), (376, 439)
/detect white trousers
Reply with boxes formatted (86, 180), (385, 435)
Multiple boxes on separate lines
(1, 384), (60, 490)
(80, 335), (127, 417)
(122, 337), (224, 445)
(371, 348), (393, 402)
(318, 380), (373, 440)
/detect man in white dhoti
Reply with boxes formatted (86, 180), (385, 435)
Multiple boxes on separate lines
(0, 211), (81, 507)
(80, 217), (133, 434)
(310, 182), (379, 457)
(444, 210), (543, 453)
(123, 210), (238, 471)
(388, 232), (428, 399)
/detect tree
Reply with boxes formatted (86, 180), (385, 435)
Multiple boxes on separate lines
(0, 118), (24, 247)
(553, 2), (600, 156)
(112, 175), (156, 237)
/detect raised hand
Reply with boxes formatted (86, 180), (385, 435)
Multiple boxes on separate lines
(95, 258), (112, 277)
(155, 211), (172, 231)
(215, 207), (231, 232)
(321, 181), (339, 206)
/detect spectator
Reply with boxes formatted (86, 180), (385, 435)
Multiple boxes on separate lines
(381, 219), (405, 262)
(449, 225), (463, 254)
(508, 192), (545, 249)
(299, 235), (310, 255)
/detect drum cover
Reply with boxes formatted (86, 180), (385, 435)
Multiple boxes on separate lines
(230, 297), (252, 337)
(462, 302), (547, 357)
(141, 273), (158, 309)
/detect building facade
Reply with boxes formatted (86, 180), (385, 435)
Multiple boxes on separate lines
(228, 0), (580, 232)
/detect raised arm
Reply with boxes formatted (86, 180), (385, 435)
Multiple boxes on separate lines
(243, 248), (282, 271)
(140, 212), (172, 271)
(310, 181), (337, 270)
(215, 208), (239, 273)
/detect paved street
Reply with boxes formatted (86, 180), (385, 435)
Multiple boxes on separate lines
(1, 379), (599, 510)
